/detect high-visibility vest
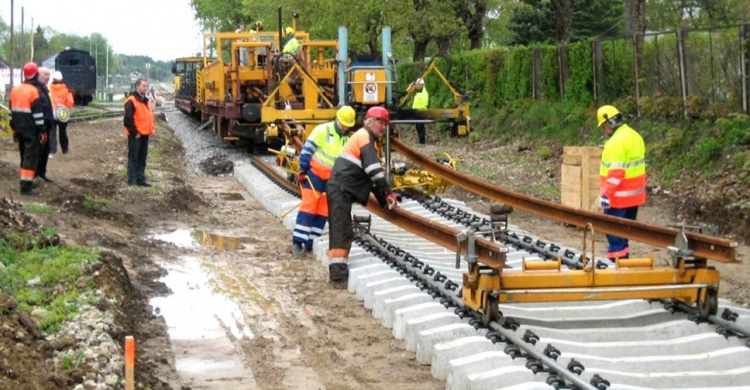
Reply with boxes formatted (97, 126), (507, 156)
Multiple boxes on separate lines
(50, 83), (74, 109)
(283, 37), (300, 54)
(123, 94), (155, 136)
(9, 82), (44, 134)
(599, 124), (646, 208)
(412, 87), (429, 110)
(303, 121), (348, 181)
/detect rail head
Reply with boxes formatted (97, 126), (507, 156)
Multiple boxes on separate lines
(391, 137), (739, 264)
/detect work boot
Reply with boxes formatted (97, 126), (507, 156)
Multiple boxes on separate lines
(292, 242), (305, 258)
(328, 263), (349, 288)
(20, 181), (37, 196)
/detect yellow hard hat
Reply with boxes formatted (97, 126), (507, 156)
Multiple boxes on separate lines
(597, 105), (620, 127)
(336, 105), (356, 127)
(285, 27), (295, 35)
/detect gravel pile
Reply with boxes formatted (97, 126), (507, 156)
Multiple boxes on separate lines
(49, 292), (123, 390)
(163, 105), (252, 174)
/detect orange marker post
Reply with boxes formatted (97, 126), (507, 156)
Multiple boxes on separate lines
(125, 335), (135, 390)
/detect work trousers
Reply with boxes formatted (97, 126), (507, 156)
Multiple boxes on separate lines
(416, 123), (426, 144)
(127, 134), (149, 185)
(36, 139), (50, 178)
(604, 205), (639, 259)
(326, 180), (355, 262)
(17, 131), (40, 181)
(50, 121), (69, 154)
(293, 179), (329, 250)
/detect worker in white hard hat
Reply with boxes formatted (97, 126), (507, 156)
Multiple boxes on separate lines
(49, 71), (75, 155)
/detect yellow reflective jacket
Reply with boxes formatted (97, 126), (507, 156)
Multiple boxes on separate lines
(599, 124), (646, 208)
(412, 87), (429, 110)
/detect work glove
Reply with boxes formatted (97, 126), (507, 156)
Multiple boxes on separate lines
(386, 193), (399, 210)
(40, 132), (48, 144)
(599, 194), (610, 210)
(298, 172), (307, 186)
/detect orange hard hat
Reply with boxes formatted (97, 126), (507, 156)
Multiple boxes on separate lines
(23, 62), (38, 79)
(365, 106), (390, 124)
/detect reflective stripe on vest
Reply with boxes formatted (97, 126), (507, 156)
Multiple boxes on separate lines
(599, 124), (646, 208)
(309, 121), (347, 180)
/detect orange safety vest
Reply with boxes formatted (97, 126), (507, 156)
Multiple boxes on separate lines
(9, 82), (44, 134)
(123, 95), (155, 136)
(50, 83), (75, 109)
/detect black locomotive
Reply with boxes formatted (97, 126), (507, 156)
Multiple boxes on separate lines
(55, 49), (96, 105)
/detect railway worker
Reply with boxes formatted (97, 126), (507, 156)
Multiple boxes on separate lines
(9, 62), (46, 195)
(325, 106), (398, 285)
(49, 71), (75, 155)
(411, 78), (429, 144)
(234, 23), (246, 33)
(124, 77), (155, 187)
(292, 106), (357, 257)
(282, 27), (300, 55)
(33, 67), (55, 183)
(251, 21), (263, 32)
(597, 105), (646, 260)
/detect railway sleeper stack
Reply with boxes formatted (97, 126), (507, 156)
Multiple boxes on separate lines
(234, 161), (750, 390)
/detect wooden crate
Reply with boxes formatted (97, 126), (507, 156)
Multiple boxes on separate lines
(561, 146), (602, 211)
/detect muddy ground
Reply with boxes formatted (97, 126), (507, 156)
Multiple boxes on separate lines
(0, 102), (747, 389)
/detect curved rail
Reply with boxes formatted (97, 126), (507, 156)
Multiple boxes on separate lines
(250, 156), (507, 266)
(392, 137), (739, 263)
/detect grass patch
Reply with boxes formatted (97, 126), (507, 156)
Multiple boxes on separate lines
(23, 203), (58, 215)
(83, 195), (112, 209)
(0, 237), (99, 333)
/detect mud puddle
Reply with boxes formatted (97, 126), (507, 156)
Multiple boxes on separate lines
(151, 230), (259, 389)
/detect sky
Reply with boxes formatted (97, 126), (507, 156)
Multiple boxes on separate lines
(2, 0), (204, 61)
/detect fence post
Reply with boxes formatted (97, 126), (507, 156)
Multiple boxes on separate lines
(558, 44), (569, 100)
(677, 28), (690, 119)
(741, 24), (750, 114)
(533, 49), (542, 100)
(592, 41), (603, 105)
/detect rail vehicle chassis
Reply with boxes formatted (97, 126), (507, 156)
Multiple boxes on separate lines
(458, 222), (721, 325)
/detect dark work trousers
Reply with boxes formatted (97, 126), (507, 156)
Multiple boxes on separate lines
(17, 131), (41, 175)
(127, 134), (149, 185)
(50, 121), (69, 154)
(36, 139), (51, 178)
(416, 123), (426, 144)
(326, 180), (355, 257)
(604, 206), (639, 259)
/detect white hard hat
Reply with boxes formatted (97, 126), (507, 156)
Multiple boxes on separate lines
(52, 71), (63, 81)
(416, 78), (425, 85)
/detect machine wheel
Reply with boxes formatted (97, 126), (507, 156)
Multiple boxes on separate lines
(481, 294), (500, 325)
(697, 287), (718, 318)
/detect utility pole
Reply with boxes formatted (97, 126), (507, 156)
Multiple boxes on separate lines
(30, 18), (34, 61)
(106, 44), (109, 95)
(20, 7), (24, 65)
(9, 0), (15, 92)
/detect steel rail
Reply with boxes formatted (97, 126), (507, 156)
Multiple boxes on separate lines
(392, 138), (739, 263)
(250, 156), (507, 266)
(358, 232), (598, 390)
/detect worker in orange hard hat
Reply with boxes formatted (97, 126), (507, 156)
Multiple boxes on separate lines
(292, 106), (357, 257)
(325, 106), (398, 287)
(9, 62), (46, 194)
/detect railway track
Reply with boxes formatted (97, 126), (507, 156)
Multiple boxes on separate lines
(237, 153), (750, 390)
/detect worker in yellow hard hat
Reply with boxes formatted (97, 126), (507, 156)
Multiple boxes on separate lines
(596, 104), (646, 260)
(292, 106), (357, 257)
(251, 21), (263, 32)
(283, 26), (300, 55)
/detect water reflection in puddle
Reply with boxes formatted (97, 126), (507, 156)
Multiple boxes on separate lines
(149, 256), (254, 341)
(153, 229), (255, 251)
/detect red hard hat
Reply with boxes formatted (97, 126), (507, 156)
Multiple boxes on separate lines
(23, 62), (38, 79)
(365, 106), (390, 124)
